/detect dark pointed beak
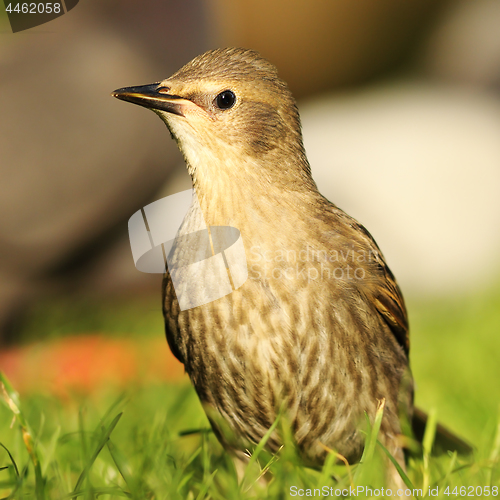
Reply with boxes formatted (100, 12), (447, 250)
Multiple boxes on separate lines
(111, 83), (185, 117)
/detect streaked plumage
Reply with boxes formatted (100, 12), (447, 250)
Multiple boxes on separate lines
(112, 48), (463, 477)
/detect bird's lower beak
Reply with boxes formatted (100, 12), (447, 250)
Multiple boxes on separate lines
(112, 83), (186, 117)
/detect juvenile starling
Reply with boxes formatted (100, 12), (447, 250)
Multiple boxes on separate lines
(112, 48), (467, 477)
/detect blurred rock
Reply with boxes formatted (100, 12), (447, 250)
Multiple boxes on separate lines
(4, 0), (498, 343)
(79, 165), (192, 295)
(421, 0), (500, 88)
(208, 0), (445, 97)
(0, 1), (208, 342)
(300, 82), (500, 296)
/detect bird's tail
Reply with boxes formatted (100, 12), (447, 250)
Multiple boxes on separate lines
(411, 406), (473, 456)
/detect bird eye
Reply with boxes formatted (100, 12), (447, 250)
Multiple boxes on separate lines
(215, 90), (236, 110)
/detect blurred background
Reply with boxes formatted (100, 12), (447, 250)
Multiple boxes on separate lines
(1, 0), (500, 447)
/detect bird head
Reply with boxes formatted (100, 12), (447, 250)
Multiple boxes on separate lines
(112, 48), (312, 192)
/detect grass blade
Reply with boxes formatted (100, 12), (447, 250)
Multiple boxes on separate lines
(363, 398), (385, 464)
(377, 439), (415, 490)
(240, 412), (282, 489)
(71, 412), (123, 498)
(40, 426), (61, 476)
(422, 408), (437, 494)
(318, 442), (353, 488)
(107, 438), (139, 498)
(0, 372), (45, 500)
(353, 398), (385, 484)
(486, 411), (500, 486)
(5, 464), (28, 500)
(195, 469), (218, 500)
(0, 443), (19, 477)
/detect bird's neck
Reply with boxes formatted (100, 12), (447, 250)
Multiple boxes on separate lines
(187, 149), (321, 236)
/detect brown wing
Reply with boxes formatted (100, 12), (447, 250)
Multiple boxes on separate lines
(372, 263), (409, 355)
(346, 217), (410, 356)
(162, 272), (185, 364)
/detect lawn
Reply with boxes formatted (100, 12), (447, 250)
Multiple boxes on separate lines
(0, 285), (499, 499)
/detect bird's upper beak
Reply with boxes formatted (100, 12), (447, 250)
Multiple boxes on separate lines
(111, 83), (186, 117)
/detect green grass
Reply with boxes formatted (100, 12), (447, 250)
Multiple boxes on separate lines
(14, 294), (164, 344)
(1, 286), (500, 498)
(0, 375), (498, 499)
(409, 286), (500, 451)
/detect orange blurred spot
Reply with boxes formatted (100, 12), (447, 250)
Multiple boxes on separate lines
(0, 334), (187, 397)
